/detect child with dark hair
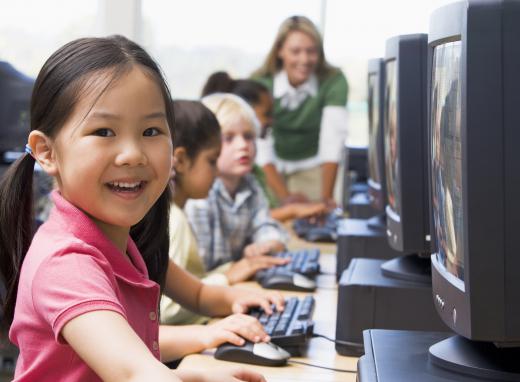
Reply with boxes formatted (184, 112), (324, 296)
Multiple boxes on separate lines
(202, 71), (328, 222)
(161, 101), (288, 315)
(202, 71), (274, 139)
(0, 36), (266, 382)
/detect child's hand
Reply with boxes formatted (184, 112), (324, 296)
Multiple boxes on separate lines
(225, 255), (289, 284)
(198, 367), (266, 382)
(243, 240), (285, 257)
(291, 202), (328, 219)
(229, 287), (285, 315)
(321, 197), (338, 210)
(243, 242), (272, 257)
(201, 313), (269, 349)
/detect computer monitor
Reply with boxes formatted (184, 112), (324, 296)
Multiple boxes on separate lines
(367, 58), (386, 215)
(384, 34), (430, 256)
(0, 61), (34, 156)
(428, 1), (520, 378)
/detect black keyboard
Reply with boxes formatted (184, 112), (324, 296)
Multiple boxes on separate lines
(248, 296), (315, 352)
(293, 210), (342, 243)
(256, 248), (320, 279)
(255, 249), (320, 292)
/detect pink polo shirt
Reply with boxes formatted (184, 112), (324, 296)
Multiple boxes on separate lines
(9, 191), (161, 381)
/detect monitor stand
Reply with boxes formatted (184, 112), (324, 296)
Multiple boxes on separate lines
(366, 213), (386, 231)
(335, 257), (449, 356)
(336, 217), (401, 278)
(429, 335), (520, 380)
(380, 254), (431, 284)
(358, 329), (520, 381)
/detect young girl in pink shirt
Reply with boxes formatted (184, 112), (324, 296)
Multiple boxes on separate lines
(0, 35), (270, 382)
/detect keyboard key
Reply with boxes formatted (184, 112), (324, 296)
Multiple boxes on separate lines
(258, 313), (270, 325)
(291, 322), (305, 334)
(297, 296), (315, 320)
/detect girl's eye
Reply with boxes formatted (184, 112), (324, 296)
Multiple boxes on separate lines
(222, 134), (234, 143)
(94, 128), (115, 137)
(144, 127), (160, 137)
(243, 132), (255, 141)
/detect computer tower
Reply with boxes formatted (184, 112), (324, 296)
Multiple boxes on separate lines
(335, 258), (449, 356)
(336, 218), (401, 279)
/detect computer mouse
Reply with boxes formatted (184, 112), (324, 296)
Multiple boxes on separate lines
(261, 271), (317, 292)
(214, 341), (290, 366)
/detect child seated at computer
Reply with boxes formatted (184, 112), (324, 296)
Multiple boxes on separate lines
(201, 71), (328, 222)
(161, 100), (289, 324)
(0, 35), (268, 382)
(185, 93), (289, 273)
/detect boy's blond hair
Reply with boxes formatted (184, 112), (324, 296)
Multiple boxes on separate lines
(201, 93), (261, 136)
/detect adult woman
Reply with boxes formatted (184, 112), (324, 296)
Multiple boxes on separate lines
(252, 15), (349, 206)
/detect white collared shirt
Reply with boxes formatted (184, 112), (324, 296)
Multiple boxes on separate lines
(273, 70), (318, 110)
(256, 70), (349, 174)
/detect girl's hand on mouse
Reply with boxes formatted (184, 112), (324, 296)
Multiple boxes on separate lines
(225, 255), (289, 285)
(200, 313), (269, 349)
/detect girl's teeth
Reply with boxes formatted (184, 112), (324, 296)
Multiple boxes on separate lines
(113, 182), (139, 188)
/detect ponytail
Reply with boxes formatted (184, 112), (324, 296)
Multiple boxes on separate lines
(201, 71), (235, 97)
(202, 71), (269, 107)
(0, 154), (36, 327)
(130, 187), (171, 294)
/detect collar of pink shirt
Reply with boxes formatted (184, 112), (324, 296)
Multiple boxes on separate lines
(49, 190), (154, 288)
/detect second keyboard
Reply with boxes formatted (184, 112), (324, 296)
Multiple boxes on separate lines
(248, 295), (315, 350)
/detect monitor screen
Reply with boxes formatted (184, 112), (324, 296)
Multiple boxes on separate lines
(368, 73), (381, 187)
(431, 41), (464, 281)
(384, 59), (399, 215)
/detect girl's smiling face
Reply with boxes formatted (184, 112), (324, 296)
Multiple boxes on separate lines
(35, 66), (172, 238)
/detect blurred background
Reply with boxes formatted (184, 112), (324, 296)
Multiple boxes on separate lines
(0, 0), (452, 146)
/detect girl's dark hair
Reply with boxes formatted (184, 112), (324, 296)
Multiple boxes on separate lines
(172, 100), (221, 159)
(201, 71), (269, 107)
(0, 35), (174, 327)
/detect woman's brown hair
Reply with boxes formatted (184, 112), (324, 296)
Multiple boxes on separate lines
(252, 15), (337, 79)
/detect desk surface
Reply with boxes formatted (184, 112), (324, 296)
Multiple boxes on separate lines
(178, 236), (359, 381)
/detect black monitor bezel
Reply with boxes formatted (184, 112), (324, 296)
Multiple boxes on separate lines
(367, 58), (386, 213)
(428, 0), (520, 343)
(384, 34), (430, 255)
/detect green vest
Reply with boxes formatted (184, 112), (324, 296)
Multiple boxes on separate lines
(252, 164), (278, 208)
(254, 70), (348, 161)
